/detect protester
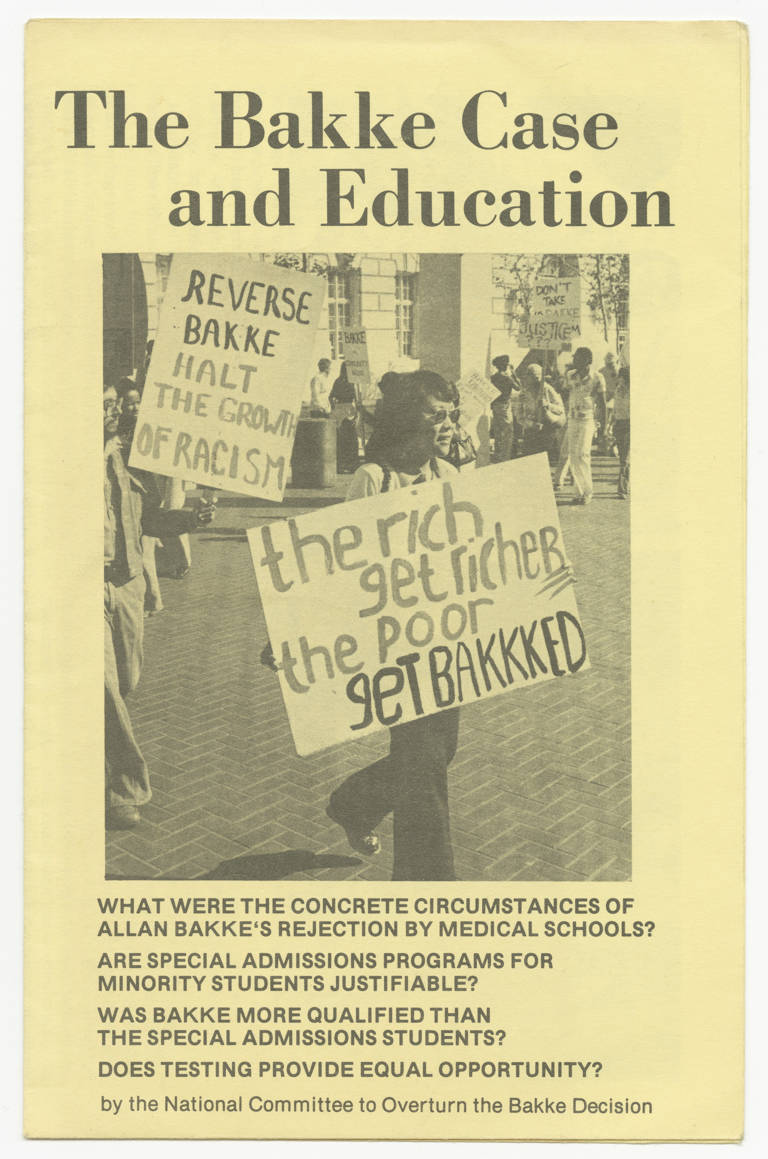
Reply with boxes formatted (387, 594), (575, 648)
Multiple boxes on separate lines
(378, 371), (400, 398)
(489, 354), (520, 462)
(613, 366), (630, 498)
(104, 382), (215, 829)
(117, 378), (163, 615)
(516, 364), (565, 462)
(564, 347), (606, 505)
(323, 370), (461, 880)
(309, 357), (332, 417)
(600, 351), (619, 451)
(329, 361), (360, 473)
(552, 357), (572, 489)
(446, 410), (477, 470)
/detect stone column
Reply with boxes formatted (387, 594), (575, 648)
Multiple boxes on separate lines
(415, 253), (494, 381)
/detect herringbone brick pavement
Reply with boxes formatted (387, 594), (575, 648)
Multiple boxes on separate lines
(107, 455), (630, 881)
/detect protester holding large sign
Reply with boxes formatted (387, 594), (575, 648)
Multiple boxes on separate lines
(129, 255), (325, 502)
(329, 372), (461, 879)
(249, 371), (588, 879)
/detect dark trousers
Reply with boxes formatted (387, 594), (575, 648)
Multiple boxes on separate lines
(329, 709), (460, 880)
(614, 419), (630, 468)
(336, 419), (359, 472)
(614, 419), (630, 496)
(521, 427), (559, 463)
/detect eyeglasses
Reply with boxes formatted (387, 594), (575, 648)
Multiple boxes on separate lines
(103, 400), (122, 414)
(423, 407), (460, 426)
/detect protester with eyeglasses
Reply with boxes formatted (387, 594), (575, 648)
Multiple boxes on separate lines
(103, 381), (215, 829)
(324, 372), (462, 880)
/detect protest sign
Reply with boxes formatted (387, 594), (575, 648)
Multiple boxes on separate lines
(129, 255), (325, 501)
(518, 273), (581, 349)
(456, 371), (497, 467)
(339, 328), (371, 392)
(457, 370), (497, 422)
(248, 455), (588, 755)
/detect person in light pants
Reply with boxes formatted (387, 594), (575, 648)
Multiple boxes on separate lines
(564, 347), (605, 505)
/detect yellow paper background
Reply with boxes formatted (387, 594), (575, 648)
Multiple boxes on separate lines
(24, 20), (746, 1140)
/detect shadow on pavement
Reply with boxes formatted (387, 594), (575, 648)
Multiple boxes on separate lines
(198, 849), (361, 880)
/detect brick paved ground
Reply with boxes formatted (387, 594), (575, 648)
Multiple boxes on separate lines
(107, 453), (630, 882)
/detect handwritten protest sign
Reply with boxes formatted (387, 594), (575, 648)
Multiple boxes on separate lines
(248, 455), (589, 755)
(129, 255), (325, 501)
(457, 370), (496, 467)
(518, 273), (581, 349)
(457, 370), (497, 421)
(340, 328), (371, 393)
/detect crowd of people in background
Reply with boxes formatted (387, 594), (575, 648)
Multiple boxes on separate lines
(308, 344), (630, 502)
(488, 345), (630, 502)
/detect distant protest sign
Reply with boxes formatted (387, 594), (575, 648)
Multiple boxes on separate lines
(129, 255), (325, 501)
(518, 273), (581, 349)
(457, 370), (497, 421)
(248, 455), (589, 755)
(340, 328), (371, 394)
(457, 370), (496, 467)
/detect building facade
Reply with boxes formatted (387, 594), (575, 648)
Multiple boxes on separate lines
(103, 252), (628, 396)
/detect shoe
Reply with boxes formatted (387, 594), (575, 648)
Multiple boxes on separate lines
(326, 804), (380, 856)
(582, 494), (593, 505)
(107, 802), (141, 829)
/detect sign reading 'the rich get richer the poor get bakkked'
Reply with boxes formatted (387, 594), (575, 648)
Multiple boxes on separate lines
(129, 254), (326, 502)
(248, 455), (589, 755)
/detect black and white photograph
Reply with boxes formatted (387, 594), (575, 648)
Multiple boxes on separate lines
(104, 251), (630, 882)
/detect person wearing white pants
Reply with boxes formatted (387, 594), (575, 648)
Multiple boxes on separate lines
(565, 347), (605, 505)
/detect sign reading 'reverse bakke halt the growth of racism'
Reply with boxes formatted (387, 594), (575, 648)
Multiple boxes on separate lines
(129, 254), (326, 502)
(249, 454), (589, 755)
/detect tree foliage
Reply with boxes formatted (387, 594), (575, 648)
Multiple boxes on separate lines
(255, 253), (356, 276)
(493, 253), (629, 350)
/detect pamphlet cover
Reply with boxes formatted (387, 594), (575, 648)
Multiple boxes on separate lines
(24, 19), (747, 1141)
